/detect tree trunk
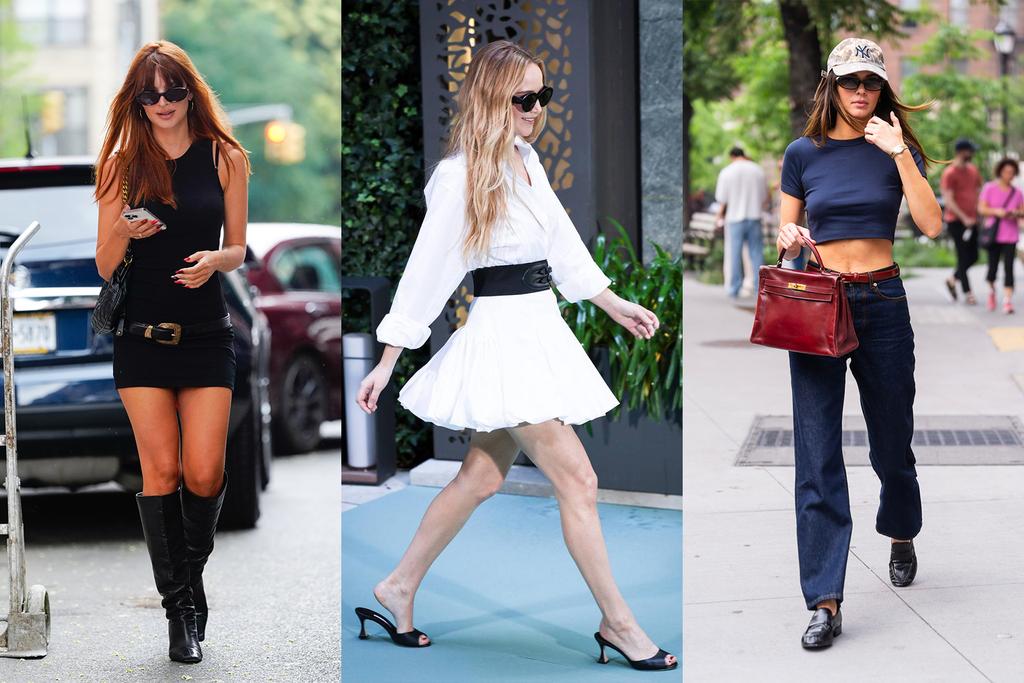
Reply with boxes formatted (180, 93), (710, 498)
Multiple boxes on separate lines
(778, 0), (822, 139)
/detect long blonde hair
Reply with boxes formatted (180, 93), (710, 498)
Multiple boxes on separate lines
(445, 40), (547, 260)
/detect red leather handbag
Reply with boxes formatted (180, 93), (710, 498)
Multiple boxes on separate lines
(749, 236), (858, 357)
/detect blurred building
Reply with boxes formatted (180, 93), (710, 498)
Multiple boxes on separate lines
(11, 0), (160, 156)
(880, 0), (1024, 91)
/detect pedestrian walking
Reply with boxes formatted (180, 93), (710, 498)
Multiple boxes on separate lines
(354, 39), (676, 672)
(775, 37), (942, 650)
(978, 158), (1024, 314)
(94, 41), (251, 663)
(715, 147), (769, 298)
(941, 139), (982, 304)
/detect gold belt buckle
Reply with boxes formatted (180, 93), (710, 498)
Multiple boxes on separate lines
(145, 322), (182, 345)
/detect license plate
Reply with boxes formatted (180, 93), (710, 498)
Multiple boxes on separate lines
(13, 313), (56, 355)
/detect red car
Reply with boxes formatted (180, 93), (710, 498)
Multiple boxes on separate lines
(244, 223), (341, 454)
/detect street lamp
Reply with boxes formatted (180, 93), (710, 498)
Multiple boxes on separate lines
(994, 20), (1016, 153)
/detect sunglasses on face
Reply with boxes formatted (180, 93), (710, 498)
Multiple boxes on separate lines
(835, 75), (885, 92)
(511, 86), (553, 113)
(135, 86), (189, 106)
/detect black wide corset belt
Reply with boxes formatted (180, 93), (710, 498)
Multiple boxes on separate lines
(470, 259), (553, 297)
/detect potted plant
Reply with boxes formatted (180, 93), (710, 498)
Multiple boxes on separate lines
(559, 219), (682, 496)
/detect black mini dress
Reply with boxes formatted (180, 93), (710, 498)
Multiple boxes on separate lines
(113, 137), (236, 390)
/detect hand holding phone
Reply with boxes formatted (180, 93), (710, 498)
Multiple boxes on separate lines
(116, 204), (164, 241)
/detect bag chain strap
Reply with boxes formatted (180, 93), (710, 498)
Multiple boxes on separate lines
(121, 168), (133, 267)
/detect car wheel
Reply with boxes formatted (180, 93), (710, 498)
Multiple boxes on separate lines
(220, 402), (261, 529)
(273, 353), (328, 455)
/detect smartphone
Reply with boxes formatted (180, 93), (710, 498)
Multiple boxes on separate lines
(122, 207), (162, 224)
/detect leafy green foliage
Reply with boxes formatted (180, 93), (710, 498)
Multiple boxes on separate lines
(903, 23), (1010, 187)
(560, 220), (682, 422)
(342, 0), (430, 463)
(163, 0), (340, 227)
(0, 0), (39, 158)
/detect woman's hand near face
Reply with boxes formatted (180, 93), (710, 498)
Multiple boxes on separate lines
(864, 112), (904, 152)
(777, 222), (813, 260)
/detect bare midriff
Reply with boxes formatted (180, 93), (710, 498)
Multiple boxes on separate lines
(814, 237), (895, 273)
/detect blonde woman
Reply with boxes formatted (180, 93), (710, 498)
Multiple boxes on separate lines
(354, 40), (676, 671)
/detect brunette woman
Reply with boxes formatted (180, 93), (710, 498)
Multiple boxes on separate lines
(94, 41), (250, 663)
(978, 157), (1024, 314)
(776, 38), (942, 649)
(355, 40), (676, 671)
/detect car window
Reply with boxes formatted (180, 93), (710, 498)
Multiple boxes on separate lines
(0, 185), (97, 247)
(270, 244), (340, 293)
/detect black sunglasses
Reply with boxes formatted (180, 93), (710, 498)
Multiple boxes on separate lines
(835, 75), (885, 92)
(511, 86), (553, 112)
(136, 86), (190, 106)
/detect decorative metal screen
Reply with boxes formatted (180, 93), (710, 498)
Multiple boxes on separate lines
(418, 0), (594, 459)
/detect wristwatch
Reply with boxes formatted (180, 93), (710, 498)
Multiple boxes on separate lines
(889, 143), (907, 159)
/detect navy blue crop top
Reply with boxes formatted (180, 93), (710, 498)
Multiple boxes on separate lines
(780, 135), (926, 243)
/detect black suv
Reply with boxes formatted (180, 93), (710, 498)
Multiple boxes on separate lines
(0, 156), (272, 528)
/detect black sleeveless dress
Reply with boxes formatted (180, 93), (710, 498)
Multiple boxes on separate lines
(113, 138), (236, 390)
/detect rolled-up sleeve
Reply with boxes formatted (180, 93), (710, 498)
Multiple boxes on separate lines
(376, 167), (469, 349)
(546, 201), (611, 303)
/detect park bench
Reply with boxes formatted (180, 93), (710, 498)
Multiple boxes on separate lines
(683, 211), (721, 271)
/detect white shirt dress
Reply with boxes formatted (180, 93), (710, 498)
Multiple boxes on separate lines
(376, 136), (619, 432)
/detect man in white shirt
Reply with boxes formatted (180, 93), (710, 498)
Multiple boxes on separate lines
(715, 147), (769, 298)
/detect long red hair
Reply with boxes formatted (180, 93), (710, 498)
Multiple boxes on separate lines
(95, 41), (250, 207)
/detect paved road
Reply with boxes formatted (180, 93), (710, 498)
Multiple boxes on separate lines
(0, 445), (339, 682)
(684, 267), (1024, 682)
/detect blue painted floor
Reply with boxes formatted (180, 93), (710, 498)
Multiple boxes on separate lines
(342, 486), (683, 682)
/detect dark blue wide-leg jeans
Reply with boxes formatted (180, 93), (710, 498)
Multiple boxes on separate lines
(788, 276), (923, 610)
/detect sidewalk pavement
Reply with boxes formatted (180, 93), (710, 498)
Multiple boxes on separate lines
(684, 266), (1024, 682)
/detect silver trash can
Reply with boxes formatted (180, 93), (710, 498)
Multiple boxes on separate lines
(343, 332), (377, 468)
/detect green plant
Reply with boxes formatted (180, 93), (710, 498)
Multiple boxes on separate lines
(342, 0), (429, 464)
(560, 219), (682, 422)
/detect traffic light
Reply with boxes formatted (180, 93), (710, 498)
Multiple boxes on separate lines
(264, 120), (305, 164)
(40, 90), (65, 135)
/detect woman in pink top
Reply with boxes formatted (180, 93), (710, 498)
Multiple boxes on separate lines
(978, 158), (1024, 314)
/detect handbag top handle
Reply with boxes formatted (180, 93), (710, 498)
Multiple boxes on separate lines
(776, 233), (827, 271)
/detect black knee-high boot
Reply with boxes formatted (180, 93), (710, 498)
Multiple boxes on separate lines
(181, 472), (227, 642)
(136, 490), (202, 663)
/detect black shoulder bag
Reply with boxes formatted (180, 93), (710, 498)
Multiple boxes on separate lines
(90, 173), (133, 335)
(980, 186), (1019, 249)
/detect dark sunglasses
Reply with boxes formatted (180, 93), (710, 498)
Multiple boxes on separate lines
(135, 86), (189, 106)
(835, 75), (885, 92)
(511, 86), (553, 112)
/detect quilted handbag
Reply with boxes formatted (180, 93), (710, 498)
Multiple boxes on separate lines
(90, 175), (133, 335)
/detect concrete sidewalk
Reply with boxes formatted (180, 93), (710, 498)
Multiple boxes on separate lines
(683, 266), (1024, 682)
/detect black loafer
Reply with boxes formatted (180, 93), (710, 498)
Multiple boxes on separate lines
(801, 607), (842, 649)
(890, 540), (917, 587)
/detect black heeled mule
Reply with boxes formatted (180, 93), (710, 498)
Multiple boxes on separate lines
(594, 632), (677, 671)
(355, 607), (431, 647)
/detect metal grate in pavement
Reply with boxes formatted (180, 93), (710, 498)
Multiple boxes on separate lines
(737, 415), (1024, 466)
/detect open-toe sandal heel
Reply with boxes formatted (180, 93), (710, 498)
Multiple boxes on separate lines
(355, 607), (431, 648)
(594, 632), (677, 671)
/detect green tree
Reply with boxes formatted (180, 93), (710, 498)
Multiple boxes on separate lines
(0, 0), (38, 157)
(683, 0), (747, 224)
(163, 0), (340, 227)
(902, 23), (1005, 185)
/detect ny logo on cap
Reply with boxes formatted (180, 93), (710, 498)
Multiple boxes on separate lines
(855, 45), (870, 59)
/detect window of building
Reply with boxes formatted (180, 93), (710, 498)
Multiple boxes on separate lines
(949, 0), (969, 26)
(900, 0), (920, 27)
(35, 87), (89, 156)
(901, 57), (919, 80)
(14, 0), (89, 46)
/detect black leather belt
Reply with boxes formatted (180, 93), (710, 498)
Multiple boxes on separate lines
(470, 259), (553, 297)
(116, 314), (231, 345)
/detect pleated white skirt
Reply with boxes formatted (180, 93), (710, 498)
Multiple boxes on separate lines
(398, 288), (619, 432)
